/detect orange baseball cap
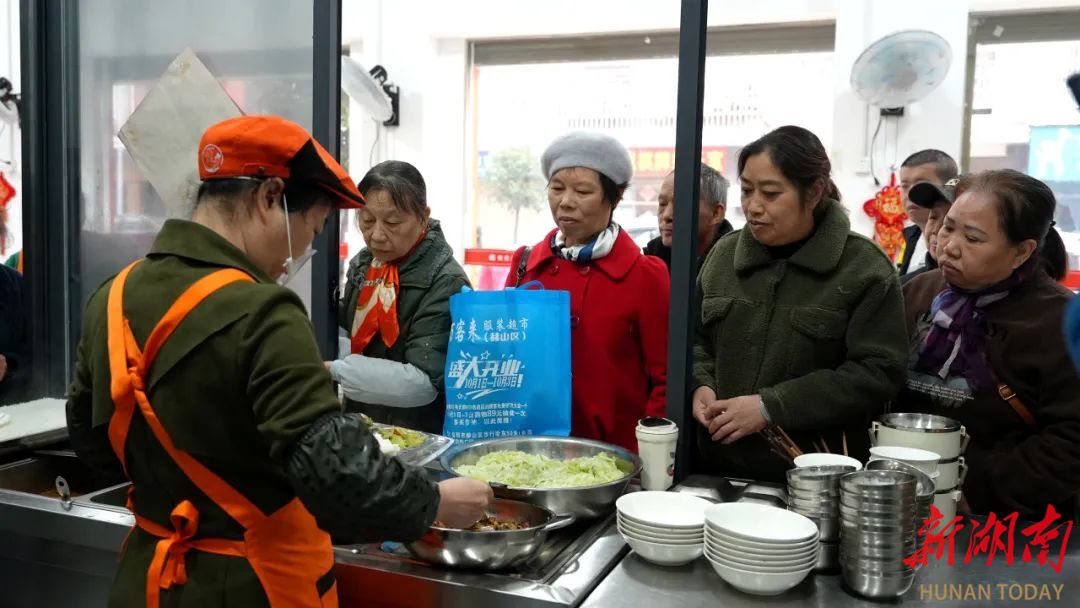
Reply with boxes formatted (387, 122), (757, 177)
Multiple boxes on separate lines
(198, 115), (364, 209)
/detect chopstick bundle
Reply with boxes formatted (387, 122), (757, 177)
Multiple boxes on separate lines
(762, 425), (804, 462)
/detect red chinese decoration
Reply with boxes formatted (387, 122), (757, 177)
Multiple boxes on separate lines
(0, 172), (14, 256)
(862, 172), (907, 262)
(0, 172), (13, 209)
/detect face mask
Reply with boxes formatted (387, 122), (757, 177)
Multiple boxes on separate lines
(277, 193), (317, 287)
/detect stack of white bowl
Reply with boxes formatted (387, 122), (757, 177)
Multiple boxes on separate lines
(839, 470), (918, 599)
(703, 502), (819, 596)
(615, 491), (711, 566)
(870, 413), (969, 527)
(786, 464), (855, 572)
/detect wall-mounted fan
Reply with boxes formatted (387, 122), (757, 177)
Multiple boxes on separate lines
(850, 30), (952, 111)
(341, 56), (399, 127)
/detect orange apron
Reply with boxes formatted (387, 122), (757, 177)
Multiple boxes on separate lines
(105, 261), (338, 608)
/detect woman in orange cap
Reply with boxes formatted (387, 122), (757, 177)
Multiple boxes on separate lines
(66, 115), (491, 608)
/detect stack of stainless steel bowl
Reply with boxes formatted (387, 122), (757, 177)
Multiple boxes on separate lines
(786, 464), (854, 572)
(870, 413), (969, 528)
(839, 470), (918, 599)
(865, 459), (936, 565)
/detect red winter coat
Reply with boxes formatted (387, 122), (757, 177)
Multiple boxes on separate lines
(506, 229), (669, 452)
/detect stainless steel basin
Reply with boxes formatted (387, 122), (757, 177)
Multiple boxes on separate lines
(0, 451), (123, 498)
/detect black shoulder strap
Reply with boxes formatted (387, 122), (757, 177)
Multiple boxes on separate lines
(516, 247), (533, 286)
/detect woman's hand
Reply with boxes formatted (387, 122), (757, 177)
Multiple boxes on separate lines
(692, 386), (722, 428)
(0, 355), (7, 382)
(707, 395), (767, 444)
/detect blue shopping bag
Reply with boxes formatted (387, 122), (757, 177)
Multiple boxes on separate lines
(442, 282), (571, 441)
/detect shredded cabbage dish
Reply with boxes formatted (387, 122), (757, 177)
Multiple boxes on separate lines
(456, 450), (625, 488)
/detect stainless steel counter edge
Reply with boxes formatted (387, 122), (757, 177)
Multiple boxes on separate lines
(333, 519), (630, 607)
(0, 487), (133, 551)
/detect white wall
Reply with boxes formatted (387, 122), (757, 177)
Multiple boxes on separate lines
(0, 0), (21, 258)
(830, 0), (971, 236)
(342, 0), (1080, 253)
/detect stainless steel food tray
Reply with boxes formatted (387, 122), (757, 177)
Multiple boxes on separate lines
(373, 423), (454, 467)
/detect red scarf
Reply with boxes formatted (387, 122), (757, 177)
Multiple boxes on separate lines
(350, 230), (427, 353)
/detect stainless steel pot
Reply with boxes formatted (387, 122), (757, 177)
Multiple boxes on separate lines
(440, 436), (642, 518)
(405, 499), (575, 570)
(870, 413), (970, 460)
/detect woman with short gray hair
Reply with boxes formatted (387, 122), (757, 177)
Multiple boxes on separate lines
(331, 160), (470, 433)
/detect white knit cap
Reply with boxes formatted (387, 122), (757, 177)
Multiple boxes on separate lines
(540, 131), (633, 185)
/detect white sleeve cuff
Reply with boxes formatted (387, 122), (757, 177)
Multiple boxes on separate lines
(329, 355), (438, 408)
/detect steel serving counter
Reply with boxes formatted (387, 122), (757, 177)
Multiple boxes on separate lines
(2, 461), (1077, 608)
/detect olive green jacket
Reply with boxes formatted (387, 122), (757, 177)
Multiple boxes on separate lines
(338, 220), (469, 433)
(67, 220), (438, 607)
(692, 202), (908, 482)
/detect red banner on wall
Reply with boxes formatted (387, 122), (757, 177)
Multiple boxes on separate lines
(628, 146), (733, 178)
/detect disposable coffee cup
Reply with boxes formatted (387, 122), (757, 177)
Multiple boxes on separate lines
(636, 417), (678, 491)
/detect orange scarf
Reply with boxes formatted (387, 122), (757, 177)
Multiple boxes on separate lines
(350, 230), (427, 353)
(350, 260), (401, 353)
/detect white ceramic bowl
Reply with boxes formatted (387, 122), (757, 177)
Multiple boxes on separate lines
(705, 532), (819, 558)
(616, 491), (713, 528)
(617, 511), (706, 535)
(794, 453), (863, 470)
(706, 554), (814, 595)
(617, 515), (703, 539)
(619, 522), (704, 546)
(704, 542), (817, 569)
(705, 503), (819, 545)
(705, 550), (817, 573)
(705, 524), (820, 552)
(624, 534), (704, 566)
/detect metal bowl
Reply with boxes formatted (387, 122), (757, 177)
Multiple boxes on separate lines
(405, 499), (575, 570)
(787, 465), (855, 485)
(840, 470), (917, 499)
(878, 412), (961, 433)
(865, 458), (936, 497)
(787, 485), (840, 499)
(842, 565), (916, 598)
(794, 512), (839, 541)
(440, 436), (642, 518)
(815, 541), (840, 572)
(790, 494), (838, 514)
(838, 496), (917, 516)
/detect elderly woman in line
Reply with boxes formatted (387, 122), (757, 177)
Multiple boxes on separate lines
(505, 132), (669, 452)
(692, 125), (908, 483)
(900, 170), (1080, 520)
(330, 160), (470, 434)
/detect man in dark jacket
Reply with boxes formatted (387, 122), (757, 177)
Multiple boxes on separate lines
(901, 177), (961, 285)
(897, 150), (958, 275)
(644, 163), (734, 271)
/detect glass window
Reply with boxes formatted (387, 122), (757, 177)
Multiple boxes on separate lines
(969, 40), (1080, 271)
(76, 1), (317, 311)
(467, 51), (834, 285)
(1, 7), (27, 405)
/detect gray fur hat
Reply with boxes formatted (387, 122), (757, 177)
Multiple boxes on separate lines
(540, 131), (633, 185)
